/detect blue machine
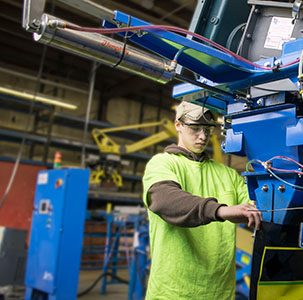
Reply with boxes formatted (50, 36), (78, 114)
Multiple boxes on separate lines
(83, 209), (149, 300)
(25, 168), (89, 300)
(128, 222), (149, 300)
(96, 210), (149, 300)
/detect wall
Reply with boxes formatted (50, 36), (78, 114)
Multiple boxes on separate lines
(0, 161), (45, 231)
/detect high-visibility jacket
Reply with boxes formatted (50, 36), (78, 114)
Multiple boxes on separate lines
(143, 152), (249, 300)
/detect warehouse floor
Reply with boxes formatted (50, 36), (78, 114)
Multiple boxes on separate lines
(78, 270), (129, 300)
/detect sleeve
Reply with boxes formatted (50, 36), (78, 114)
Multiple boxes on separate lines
(142, 153), (180, 206)
(147, 181), (226, 227)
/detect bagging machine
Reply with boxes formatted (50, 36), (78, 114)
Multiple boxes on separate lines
(22, 0), (303, 299)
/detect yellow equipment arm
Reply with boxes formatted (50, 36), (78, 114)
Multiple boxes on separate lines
(92, 118), (177, 155)
(210, 134), (223, 163)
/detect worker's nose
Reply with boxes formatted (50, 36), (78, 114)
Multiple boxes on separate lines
(198, 130), (207, 141)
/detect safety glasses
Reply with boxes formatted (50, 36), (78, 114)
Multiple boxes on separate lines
(181, 121), (215, 135)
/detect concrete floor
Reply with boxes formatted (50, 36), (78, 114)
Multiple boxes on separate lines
(78, 270), (129, 300)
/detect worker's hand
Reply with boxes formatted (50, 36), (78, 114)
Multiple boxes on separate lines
(216, 203), (262, 230)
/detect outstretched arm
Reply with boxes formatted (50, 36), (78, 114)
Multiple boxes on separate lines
(147, 180), (226, 227)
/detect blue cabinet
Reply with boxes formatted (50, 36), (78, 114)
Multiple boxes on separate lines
(25, 168), (89, 300)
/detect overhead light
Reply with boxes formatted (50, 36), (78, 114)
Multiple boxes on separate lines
(0, 86), (77, 110)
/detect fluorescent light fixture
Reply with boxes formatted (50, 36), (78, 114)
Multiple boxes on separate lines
(0, 86), (77, 110)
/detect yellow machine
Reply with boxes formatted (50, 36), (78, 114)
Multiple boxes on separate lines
(91, 118), (223, 187)
(92, 118), (177, 155)
(90, 164), (123, 188)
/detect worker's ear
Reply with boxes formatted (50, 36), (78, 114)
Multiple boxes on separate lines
(175, 120), (182, 132)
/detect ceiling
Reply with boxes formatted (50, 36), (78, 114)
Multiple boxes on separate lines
(0, 0), (196, 118)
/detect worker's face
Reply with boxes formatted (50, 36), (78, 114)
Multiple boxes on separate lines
(175, 118), (214, 154)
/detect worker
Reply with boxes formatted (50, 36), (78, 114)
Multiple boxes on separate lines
(142, 101), (262, 300)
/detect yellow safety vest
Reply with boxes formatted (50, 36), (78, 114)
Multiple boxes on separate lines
(143, 152), (249, 300)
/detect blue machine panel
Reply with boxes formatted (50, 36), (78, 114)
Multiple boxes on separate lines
(105, 11), (301, 97)
(25, 168), (89, 300)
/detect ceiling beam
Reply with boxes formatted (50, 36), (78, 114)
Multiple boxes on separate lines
(128, 0), (189, 27)
(92, 0), (172, 25)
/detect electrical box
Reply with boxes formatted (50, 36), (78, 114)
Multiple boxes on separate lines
(242, 1), (303, 61)
(189, 1), (303, 61)
(25, 168), (89, 300)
